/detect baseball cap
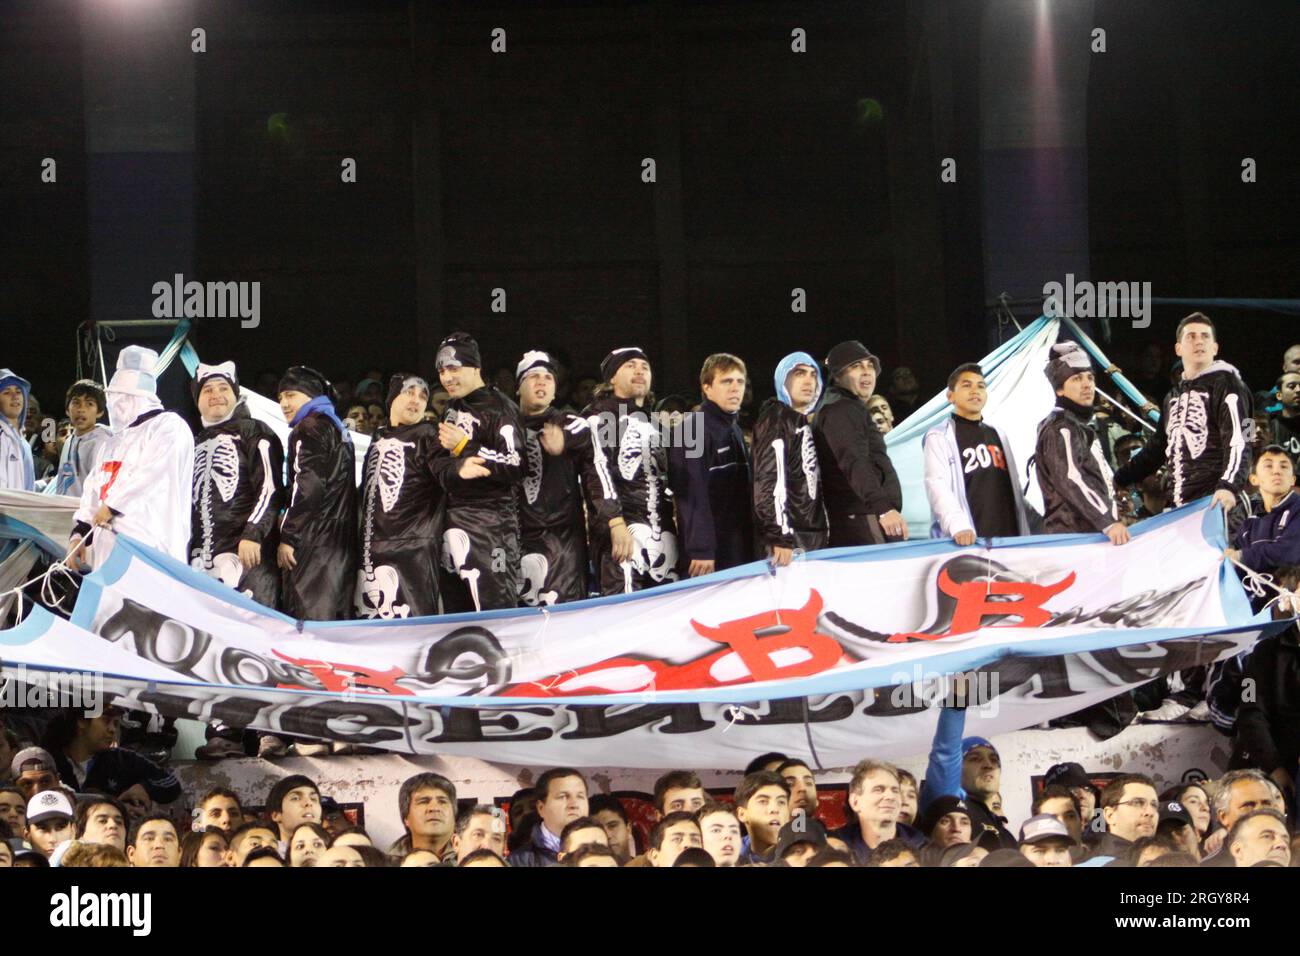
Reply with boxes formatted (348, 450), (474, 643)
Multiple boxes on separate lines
(11, 844), (50, 867)
(1157, 801), (1194, 830)
(773, 816), (829, 860)
(10, 746), (57, 779)
(1019, 813), (1072, 845)
(1042, 762), (1094, 793)
(961, 736), (998, 757)
(26, 789), (74, 825)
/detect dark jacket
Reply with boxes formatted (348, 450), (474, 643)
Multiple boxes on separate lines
(54, 747), (182, 804)
(1233, 490), (1300, 574)
(508, 824), (560, 867)
(668, 399), (754, 567)
(1035, 400), (1120, 534)
(752, 397), (828, 548)
(813, 384), (902, 517)
(581, 393), (676, 535)
(829, 818), (926, 866)
(1085, 830), (1134, 863)
(1232, 625), (1300, 776)
(1114, 361), (1253, 506)
(519, 407), (617, 533)
(280, 411), (356, 551)
(443, 385), (525, 505)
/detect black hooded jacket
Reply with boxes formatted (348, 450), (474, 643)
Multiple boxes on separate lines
(281, 411), (357, 551)
(519, 407), (616, 532)
(443, 385), (525, 504)
(1034, 399), (1119, 534)
(812, 384), (902, 517)
(752, 396), (828, 547)
(1114, 361), (1253, 506)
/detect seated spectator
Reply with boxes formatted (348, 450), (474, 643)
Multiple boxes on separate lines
(287, 822), (332, 867)
(865, 839), (921, 867)
(180, 827), (230, 867)
(896, 769), (918, 826)
(743, 752), (788, 776)
(938, 843), (986, 867)
(74, 794), (128, 852)
(25, 790), (75, 859)
(695, 801), (742, 867)
(1087, 774), (1159, 862)
(265, 774), (322, 845)
(127, 812), (181, 868)
(451, 805), (506, 863)
(777, 759), (819, 820)
(831, 760), (923, 864)
(194, 787), (244, 834)
(1161, 782), (1213, 843)
(241, 846), (285, 867)
(917, 795), (973, 850)
(733, 771), (791, 864)
(59, 842), (129, 868)
(1042, 762), (1100, 835)
(352, 845), (391, 868)
(0, 786), (26, 834)
(806, 848), (855, 868)
(588, 793), (636, 862)
(1017, 815), (1074, 867)
(1227, 809), (1291, 867)
(41, 707), (181, 808)
(318, 845), (365, 867)
(557, 816), (609, 863)
(510, 767), (588, 867)
(652, 770), (707, 819)
(773, 816), (830, 866)
(332, 827), (373, 849)
(458, 848), (508, 868)
(1031, 785), (1084, 846)
(386, 772), (456, 863)
(1155, 799), (1202, 861)
(646, 811), (703, 868)
(400, 850), (442, 867)
(1225, 446), (1299, 578)
(1201, 769), (1283, 866)
(672, 847), (715, 868)
(10, 747), (63, 803)
(228, 820), (279, 867)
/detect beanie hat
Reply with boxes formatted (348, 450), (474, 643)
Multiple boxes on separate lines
(600, 347), (649, 384)
(825, 340), (881, 378)
(436, 333), (482, 371)
(1045, 341), (1092, 391)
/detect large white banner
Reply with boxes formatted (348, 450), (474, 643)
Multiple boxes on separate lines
(0, 502), (1279, 768)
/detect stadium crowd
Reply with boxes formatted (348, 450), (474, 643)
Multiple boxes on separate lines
(0, 312), (1298, 868)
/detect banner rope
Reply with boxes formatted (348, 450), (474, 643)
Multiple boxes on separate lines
(1226, 554), (1298, 616)
(0, 526), (97, 616)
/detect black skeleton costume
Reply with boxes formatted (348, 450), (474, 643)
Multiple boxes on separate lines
(355, 375), (464, 619)
(752, 351), (829, 554)
(1115, 358), (1253, 507)
(279, 366), (358, 621)
(582, 347), (680, 596)
(515, 352), (615, 605)
(189, 362), (284, 608)
(437, 334), (526, 613)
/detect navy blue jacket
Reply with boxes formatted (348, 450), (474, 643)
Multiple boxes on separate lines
(1234, 490), (1300, 575)
(668, 399), (755, 568)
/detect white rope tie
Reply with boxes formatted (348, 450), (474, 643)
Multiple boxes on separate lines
(1226, 553), (1298, 616)
(0, 526), (97, 615)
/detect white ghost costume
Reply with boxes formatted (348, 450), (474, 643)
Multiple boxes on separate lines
(73, 346), (195, 570)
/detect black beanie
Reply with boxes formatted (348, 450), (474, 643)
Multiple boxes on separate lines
(386, 373), (430, 409)
(278, 366), (332, 401)
(825, 340), (881, 378)
(600, 347), (650, 383)
(916, 795), (973, 839)
(436, 332), (482, 371)
(1044, 341), (1093, 391)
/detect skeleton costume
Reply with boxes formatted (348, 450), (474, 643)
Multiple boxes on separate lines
(582, 347), (680, 595)
(1034, 343), (1121, 534)
(355, 374), (462, 619)
(437, 334), (526, 613)
(1114, 358), (1253, 507)
(189, 362), (283, 608)
(752, 352), (829, 554)
(278, 366), (357, 621)
(72, 347), (195, 569)
(515, 352), (612, 605)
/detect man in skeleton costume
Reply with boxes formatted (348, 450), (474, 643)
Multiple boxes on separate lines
(277, 366), (357, 621)
(1034, 343), (1130, 545)
(582, 347), (680, 595)
(354, 373), (489, 619)
(1115, 313), (1252, 510)
(70, 346), (195, 570)
(669, 353), (755, 575)
(813, 340), (908, 545)
(189, 362), (284, 607)
(515, 350), (615, 605)
(752, 351), (828, 566)
(435, 333), (526, 613)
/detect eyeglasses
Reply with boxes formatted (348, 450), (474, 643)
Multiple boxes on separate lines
(1115, 799), (1158, 812)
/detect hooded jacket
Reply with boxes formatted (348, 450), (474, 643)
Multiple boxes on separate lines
(0, 369), (35, 491)
(752, 352), (828, 548)
(1115, 361), (1252, 506)
(443, 385), (525, 504)
(813, 383), (903, 517)
(1034, 399), (1120, 534)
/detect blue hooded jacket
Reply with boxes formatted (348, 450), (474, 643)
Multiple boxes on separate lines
(0, 369), (35, 491)
(773, 351), (823, 409)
